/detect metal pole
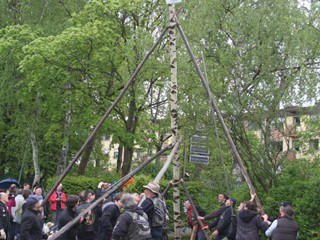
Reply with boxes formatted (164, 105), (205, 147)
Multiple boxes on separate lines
(49, 145), (173, 240)
(42, 24), (170, 207)
(176, 22), (262, 209)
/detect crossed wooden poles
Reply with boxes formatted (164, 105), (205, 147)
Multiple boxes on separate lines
(46, 10), (261, 240)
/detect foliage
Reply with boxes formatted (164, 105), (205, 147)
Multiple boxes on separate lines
(260, 158), (320, 239)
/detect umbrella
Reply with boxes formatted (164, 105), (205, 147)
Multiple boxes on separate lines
(0, 178), (20, 189)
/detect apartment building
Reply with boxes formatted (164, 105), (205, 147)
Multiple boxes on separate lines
(247, 105), (320, 160)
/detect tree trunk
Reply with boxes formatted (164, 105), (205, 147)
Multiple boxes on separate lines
(56, 108), (71, 175)
(169, 4), (181, 239)
(30, 131), (40, 187)
(121, 98), (138, 177)
(121, 147), (134, 177)
(116, 145), (123, 173)
(56, 83), (72, 175)
(77, 135), (96, 175)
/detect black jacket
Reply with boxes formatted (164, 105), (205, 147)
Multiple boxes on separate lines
(0, 201), (9, 235)
(98, 202), (120, 240)
(57, 208), (80, 240)
(236, 210), (268, 240)
(216, 206), (233, 238)
(112, 205), (151, 240)
(20, 208), (42, 240)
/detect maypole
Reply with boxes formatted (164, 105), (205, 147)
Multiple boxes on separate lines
(167, 0), (182, 238)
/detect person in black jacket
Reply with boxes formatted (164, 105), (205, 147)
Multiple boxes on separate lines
(0, 191), (10, 240)
(112, 193), (151, 240)
(211, 198), (237, 240)
(98, 192), (124, 240)
(20, 195), (43, 240)
(235, 201), (269, 240)
(57, 195), (81, 240)
(198, 193), (228, 230)
(76, 190), (99, 240)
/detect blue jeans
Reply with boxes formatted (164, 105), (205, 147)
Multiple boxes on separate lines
(197, 230), (206, 240)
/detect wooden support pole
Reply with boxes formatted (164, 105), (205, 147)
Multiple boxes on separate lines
(42, 24), (171, 207)
(49, 145), (173, 240)
(180, 180), (210, 240)
(176, 22), (263, 209)
(154, 136), (183, 183)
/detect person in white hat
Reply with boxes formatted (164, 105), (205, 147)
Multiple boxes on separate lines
(140, 182), (167, 240)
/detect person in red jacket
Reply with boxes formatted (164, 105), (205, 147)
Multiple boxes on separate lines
(49, 183), (66, 227)
(184, 200), (207, 240)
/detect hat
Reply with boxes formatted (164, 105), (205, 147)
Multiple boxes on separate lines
(279, 201), (291, 207)
(143, 182), (160, 195)
(282, 205), (294, 218)
(26, 195), (39, 205)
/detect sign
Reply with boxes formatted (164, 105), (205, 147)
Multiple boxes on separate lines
(190, 135), (210, 164)
(189, 155), (209, 164)
(166, 0), (182, 4)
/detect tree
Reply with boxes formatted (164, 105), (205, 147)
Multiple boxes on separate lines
(177, 0), (320, 192)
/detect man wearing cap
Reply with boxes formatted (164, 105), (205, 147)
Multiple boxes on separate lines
(20, 195), (43, 240)
(265, 205), (299, 240)
(140, 182), (167, 240)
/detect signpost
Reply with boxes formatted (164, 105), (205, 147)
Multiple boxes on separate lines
(190, 135), (210, 164)
(166, 0), (182, 4)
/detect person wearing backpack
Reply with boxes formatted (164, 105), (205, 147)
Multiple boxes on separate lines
(111, 193), (150, 240)
(140, 182), (167, 240)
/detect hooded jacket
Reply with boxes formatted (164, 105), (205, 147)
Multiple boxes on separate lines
(236, 209), (268, 240)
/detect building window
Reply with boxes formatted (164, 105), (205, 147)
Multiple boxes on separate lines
(272, 141), (283, 152)
(270, 117), (285, 129)
(294, 116), (301, 126)
(310, 114), (317, 120)
(292, 141), (300, 151)
(137, 148), (144, 158)
(113, 149), (119, 158)
(309, 139), (319, 151)
(103, 135), (110, 141)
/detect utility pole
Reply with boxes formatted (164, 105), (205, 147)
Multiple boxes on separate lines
(168, 1), (181, 239)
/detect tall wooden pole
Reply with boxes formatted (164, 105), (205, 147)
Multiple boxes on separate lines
(168, 3), (181, 239)
(176, 23), (263, 209)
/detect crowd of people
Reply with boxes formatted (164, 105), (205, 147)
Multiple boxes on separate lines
(0, 180), (299, 240)
(185, 193), (299, 240)
(0, 181), (169, 240)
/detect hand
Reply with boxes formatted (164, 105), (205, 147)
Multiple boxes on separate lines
(0, 229), (6, 240)
(197, 216), (204, 221)
(202, 226), (209, 231)
(56, 198), (61, 201)
(98, 182), (104, 188)
(261, 213), (268, 221)
(212, 229), (218, 237)
(250, 193), (256, 202)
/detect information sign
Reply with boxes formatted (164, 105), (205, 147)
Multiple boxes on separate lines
(166, 0), (182, 4)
